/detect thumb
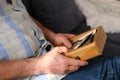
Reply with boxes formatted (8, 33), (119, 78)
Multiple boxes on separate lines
(53, 46), (68, 54)
(62, 37), (72, 48)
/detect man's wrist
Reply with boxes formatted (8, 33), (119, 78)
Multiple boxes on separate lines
(27, 57), (44, 75)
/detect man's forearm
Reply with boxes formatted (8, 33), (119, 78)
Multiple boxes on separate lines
(31, 17), (56, 41)
(0, 58), (42, 79)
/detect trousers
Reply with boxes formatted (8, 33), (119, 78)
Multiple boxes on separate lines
(62, 56), (120, 80)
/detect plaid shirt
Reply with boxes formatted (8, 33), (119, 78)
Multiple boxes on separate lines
(0, 0), (65, 80)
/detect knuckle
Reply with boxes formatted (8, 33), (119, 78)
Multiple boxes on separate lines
(54, 47), (59, 50)
(57, 33), (62, 36)
(60, 64), (69, 74)
(74, 66), (79, 71)
(61, 68), (68, 74)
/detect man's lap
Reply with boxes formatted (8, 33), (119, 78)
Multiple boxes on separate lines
(62, 56), (120, 80)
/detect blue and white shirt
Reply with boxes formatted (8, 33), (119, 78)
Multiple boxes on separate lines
(0, 0), (50, 60)
(0, 0), (65, 80)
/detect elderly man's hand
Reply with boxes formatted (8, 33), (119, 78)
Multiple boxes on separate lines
(36, 46), (88, 75)
(50, 33), (75, 48)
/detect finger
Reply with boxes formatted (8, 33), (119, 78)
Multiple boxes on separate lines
(62, 37), (72, 48)
(67, 65), (79, 73)
(66, 57), (88, 66)
(53, 46), (68, 54)
(63, 34), (75, 48)
(64, 34), (76, 39)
